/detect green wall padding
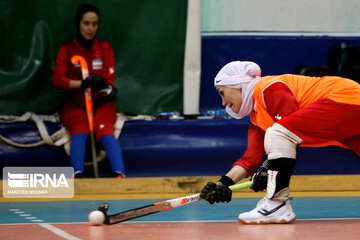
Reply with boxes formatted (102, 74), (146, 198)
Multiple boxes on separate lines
(0, 0), (187, 115)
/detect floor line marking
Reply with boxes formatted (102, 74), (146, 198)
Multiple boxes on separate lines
(9, 208), (45, 224)
(31, 219), (43, 222)
(39, 223), (82, 240)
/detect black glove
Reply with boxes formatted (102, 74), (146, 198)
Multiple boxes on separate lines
(200, 175), (234, 204)
(92, 82), (117, 104)
(81, 75), (106, 89)
(250, 167), (268, 192)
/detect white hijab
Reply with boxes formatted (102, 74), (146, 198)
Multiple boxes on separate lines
(214, 61), (261, 119)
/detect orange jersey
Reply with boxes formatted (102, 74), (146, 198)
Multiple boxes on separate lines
(233, 74), (360, 176)
(250, 74), (360, 148)
(256, 74), (360, 107)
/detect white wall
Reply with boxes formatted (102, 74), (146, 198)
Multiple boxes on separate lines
(202, 0), (360, 33)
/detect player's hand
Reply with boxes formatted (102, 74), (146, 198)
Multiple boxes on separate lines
(200, 175), (234, 204)
(81, 75), (106, 89)
(250, 167), (268, 192)
(92, 82), (117, 104)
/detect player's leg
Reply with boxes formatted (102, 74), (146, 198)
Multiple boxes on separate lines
(94, 102), (126, 177)
(238, 123), (299, 224)
(239, 98), (360, 224)
(100, 135), (125, 177)
(71, 133), (88, 177)
(60, 106), (89, 178)
(278, 98), (360, 146)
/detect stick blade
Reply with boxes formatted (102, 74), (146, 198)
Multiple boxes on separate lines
(105, 204), (166, 225)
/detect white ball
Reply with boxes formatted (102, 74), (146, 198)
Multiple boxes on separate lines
(88, 210), (105, 225)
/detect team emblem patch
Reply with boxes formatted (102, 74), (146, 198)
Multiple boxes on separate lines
(92, 59), (103, 70)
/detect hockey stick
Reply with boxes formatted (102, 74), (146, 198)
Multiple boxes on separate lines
(71, 55), (99, 178)
(99, 181), (253, 225)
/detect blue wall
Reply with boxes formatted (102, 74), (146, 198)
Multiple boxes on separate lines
(200, 35), (360, 110)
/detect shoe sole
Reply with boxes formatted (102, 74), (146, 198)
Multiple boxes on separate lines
(238, 216), (296, 224)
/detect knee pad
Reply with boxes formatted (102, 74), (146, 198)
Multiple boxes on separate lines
(264, 123), (302, 160)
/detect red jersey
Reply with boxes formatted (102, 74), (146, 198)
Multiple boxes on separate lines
(53, 38), (115, 108)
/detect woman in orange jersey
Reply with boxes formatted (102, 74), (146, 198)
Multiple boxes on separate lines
(200, 61), (360, 224)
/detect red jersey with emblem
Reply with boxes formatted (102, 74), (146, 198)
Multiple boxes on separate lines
(53, 38), (115, 107)
(233, 74), (360, 176)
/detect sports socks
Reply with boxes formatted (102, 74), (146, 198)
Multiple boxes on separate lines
(100, 134), (125, 175)
(70, 133), (88, 174)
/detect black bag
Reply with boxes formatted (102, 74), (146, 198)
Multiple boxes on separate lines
(329, 44), (360, 83)
(296, 65), (334, 77)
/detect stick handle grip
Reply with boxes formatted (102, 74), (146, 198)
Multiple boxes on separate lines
(229, 181), (253, 192)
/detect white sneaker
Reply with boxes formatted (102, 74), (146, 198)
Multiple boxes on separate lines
(238, 197), (296, 224)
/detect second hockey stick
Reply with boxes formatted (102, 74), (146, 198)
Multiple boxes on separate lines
(71, 55), (99, 178)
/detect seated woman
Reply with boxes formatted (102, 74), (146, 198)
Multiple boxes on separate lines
(52, 3), (125, 178)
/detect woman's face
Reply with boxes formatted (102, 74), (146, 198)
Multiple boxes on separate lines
(216, 86), (243, 114)
(79, 11), (99, 40)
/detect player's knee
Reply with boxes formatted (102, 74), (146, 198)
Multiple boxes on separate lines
(95, 125), (114, 141)
(264, 123), (302, 160)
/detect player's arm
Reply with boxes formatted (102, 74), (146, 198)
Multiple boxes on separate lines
(102, 43), (116, 86)
(53, 46), (82, 89)
(225, 165), (248, 184)
(200, 122), (266, 204)
(68, 80), (82, 88)
(231, 122), (266, 178)
(68, 75), (106, 89)
(52, 46), (103, 89)
(263, 81), (299, 121)
(89, 42), (117, 104)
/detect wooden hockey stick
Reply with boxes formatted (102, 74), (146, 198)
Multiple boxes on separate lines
(71, 55), (99, 178)
(99, 181), (253, 224)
